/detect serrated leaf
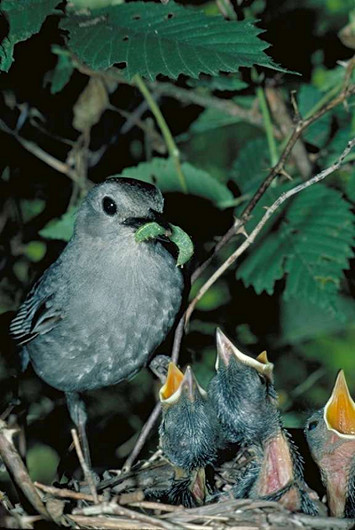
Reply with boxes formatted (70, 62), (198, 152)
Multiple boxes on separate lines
(61, 2), (286, 80)
(0, 0), (60, 72)
(187, 74), (248, 91)
(232, 137), (294, 231)
(236, 233), (286, 294)
(237, 185), (354, 318)
(298, 85), (332, 147)
(119, 157), (233, 208)
(49, 53), (74, 94)
(39, 207), (77, 241)
(232, 137), (269, 194)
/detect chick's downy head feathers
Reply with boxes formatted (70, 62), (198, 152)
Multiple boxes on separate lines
(159, 363), (218, 471)
(209, 329), (278, 445)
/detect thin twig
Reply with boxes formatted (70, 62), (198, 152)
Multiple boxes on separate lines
(256, 85), (278, 167)
(34, 481), (103, 502)
(134, 74), (187, 193)
(265, 86), (312, 178)
(71, 428), (99, 504)
(0, 420), (50, 520)
(185, 138), (355, 322)
(190, 74), (355, 285)
(0, 118), (80, 185)
(73, 500), (178, 530)
(122, 402), (162, 472)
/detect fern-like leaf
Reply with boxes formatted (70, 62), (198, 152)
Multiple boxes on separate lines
(237, 185), (354, 317)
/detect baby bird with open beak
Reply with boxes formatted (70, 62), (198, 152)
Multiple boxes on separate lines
(159, 363), (220, 507)
(209, 329), (318, 515)
(305, 370), (355, 518)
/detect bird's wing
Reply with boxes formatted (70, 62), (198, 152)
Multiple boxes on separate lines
(10, 276), (63, 346)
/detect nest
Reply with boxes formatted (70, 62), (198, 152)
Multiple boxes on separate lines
(0, 422), (354, 530)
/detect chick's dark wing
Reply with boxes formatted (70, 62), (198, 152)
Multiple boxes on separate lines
(10, 276), (63, 346)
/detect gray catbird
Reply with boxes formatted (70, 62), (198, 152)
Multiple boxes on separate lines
(305, 370), (355, 518)
(10, 178), (184, 464)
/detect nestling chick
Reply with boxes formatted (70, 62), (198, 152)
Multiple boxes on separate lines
(208, 328), (277, 447)
(305, 370), (355, 518)
(159, 363), (220, 506)
(210, 329), (318, 515)
(10, 178), (184, 465)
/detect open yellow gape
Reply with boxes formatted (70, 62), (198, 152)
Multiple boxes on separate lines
(325, 370), (355, 436)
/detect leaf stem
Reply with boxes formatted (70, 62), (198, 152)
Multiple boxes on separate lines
(134, 74), (188, 193)
(257, 85), (278, 167)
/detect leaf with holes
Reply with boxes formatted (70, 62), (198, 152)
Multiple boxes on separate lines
(0, 0), (60, 72)
(237, 185), (354, 318)
(118, 157), (233, 208)
(61, 2), (288, 80)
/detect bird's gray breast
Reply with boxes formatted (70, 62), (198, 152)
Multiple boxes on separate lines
(26, 237), (183, 392)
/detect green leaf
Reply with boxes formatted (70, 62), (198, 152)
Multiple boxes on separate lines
(20, 199), (46, 223)
(61, 2), (286, 80)
(48, 51), (74, 94)
(237, 185), (354, 317)
(24, 241), (47, 262)
(236, 233), (286, 294)
(232, 137), (269, 194)
(187, 74), (248, 91)
(0, 0), (60, 72)
(280, 296), (355, 345)
(119, 158), (233, 208)
(298, 85), (332, 147)
(39, 206), (77, 241)
(169, 224), (194, 267)
(27, 443), (59, 483)
(232, 137), (294, 231)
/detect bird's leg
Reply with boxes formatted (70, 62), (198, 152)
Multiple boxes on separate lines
(65, 392), (91, 468)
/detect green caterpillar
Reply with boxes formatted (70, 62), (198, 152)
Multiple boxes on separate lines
(135, 222), (194, 267)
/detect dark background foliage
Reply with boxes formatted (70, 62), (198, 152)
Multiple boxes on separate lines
(0, 0), (354, 489)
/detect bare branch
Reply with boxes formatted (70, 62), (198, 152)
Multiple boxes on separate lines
(185, 138), (355, 322)
(0, 420), (50, 520)
(122, 402), (162, 472)
(191, 74), (355, 285)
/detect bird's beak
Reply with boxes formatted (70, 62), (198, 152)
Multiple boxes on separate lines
(324, 370), (355, 437)
(180, 366), (207, 403)
(159, 363), (206, 404)
(159, 362), (184, 402)
(215, 328), (273, 382)
(123, 209), (171, 233)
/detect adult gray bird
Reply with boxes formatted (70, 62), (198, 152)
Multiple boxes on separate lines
(10, 178), (184, 464)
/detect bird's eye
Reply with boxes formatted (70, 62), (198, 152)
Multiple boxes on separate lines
(308, 420), (318, 431)
(102, 196), (117, 216)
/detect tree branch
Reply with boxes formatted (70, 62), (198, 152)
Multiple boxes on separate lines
(0, 420), (50, 520)
(191, 68), (355, 284)
(185, 138), (355, 322)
